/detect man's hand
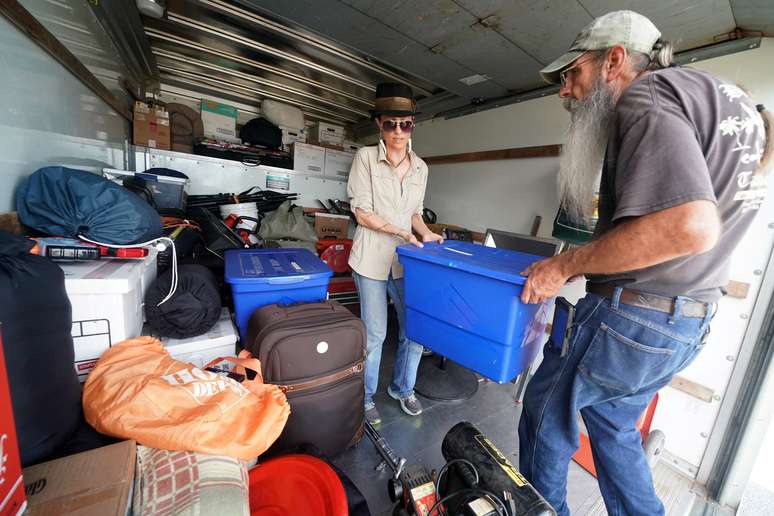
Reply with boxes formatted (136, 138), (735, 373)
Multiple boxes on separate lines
(422, 232), (444, 244)
(520, 256), (572, 304)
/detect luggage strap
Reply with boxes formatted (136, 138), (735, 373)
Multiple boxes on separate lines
(278, 361), (364, 394)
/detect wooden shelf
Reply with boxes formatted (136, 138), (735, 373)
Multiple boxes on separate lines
(424, 144), (562, 166)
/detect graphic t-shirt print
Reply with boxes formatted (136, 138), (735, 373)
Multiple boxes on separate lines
(718, 83), (768, 212)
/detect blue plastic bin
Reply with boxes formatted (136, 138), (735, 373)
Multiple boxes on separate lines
(225, 248), (333, 341)
(397, 241), (550, 383)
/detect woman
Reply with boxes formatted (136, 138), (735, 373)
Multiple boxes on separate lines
(347, 82), (443, 425)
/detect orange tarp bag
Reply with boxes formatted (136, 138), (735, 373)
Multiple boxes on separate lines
(83, 337), (290, 460)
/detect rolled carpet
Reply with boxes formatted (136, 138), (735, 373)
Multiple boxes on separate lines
(145, 264), (221, 338)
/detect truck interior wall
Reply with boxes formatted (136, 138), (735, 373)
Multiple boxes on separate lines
(414, 38), (774, 479)
(414, 38), (774, 238)
(0, 14), (130, 213)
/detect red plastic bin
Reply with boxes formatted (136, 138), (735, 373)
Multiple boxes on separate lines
(248, 454), (348, 516)
(316, 239), (352, 274)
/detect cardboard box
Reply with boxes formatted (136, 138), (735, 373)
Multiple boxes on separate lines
(324, 148), (355, 180)
(201, 100), (240, 143)
(343, 140), (363, 153)
(59, 250), (158, 381)
(280, 125), (306, 146)
(133, 102), (170, 150)
(315, 213), (350, 240)
(23, 440), (136, 516)
(293, 142), (325, 175)
(309, 121), (345, 145)
(0, 333), (27, 516)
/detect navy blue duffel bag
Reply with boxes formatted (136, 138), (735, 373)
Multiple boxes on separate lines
(16, 166), (162, 245)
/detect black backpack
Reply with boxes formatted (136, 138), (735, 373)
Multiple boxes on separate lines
(240, 117), (282, 149)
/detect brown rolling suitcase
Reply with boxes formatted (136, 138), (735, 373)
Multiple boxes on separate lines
(246, 300), (365, 456)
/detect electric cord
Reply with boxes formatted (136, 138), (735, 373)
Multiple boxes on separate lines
(435, 459), (479, 502)
(431, 458), (511, 516)
(428, 487), (509, 516)
(77, 235), (178, 307)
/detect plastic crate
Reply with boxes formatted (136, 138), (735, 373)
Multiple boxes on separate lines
(397, 241), (549, 383)
(103, 167), (189, 211)
(225, 248), (333, 341)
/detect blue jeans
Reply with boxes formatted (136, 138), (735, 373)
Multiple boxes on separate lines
(353, 271), (424, 406)
(518, 289), (715, 516)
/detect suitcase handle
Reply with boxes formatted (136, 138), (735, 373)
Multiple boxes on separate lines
(274, 300), (340, 313)
(268, 276), (310, 285)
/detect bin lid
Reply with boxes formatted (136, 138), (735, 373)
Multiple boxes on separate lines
(397, 241), (543, 285)
(224, 248), (332, 284)
(59, 249), (157, 294)
(248, 455), (347, 516)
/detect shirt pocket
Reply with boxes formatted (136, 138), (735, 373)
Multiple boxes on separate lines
(371, 171), (396, 214)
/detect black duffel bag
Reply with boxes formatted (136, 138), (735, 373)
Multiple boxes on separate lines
(0, 231), (82, 466)
(240, 117), (282, 149)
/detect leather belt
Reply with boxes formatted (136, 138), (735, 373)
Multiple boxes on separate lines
(586, 283), (709, 318)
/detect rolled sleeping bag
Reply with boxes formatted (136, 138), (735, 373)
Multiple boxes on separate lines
(144, 264), (221, 338)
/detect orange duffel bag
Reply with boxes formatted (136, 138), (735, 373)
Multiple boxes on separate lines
(83, 337), (290, 460)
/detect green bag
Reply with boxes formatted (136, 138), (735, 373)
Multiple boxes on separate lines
(551, 205), (596, 246)
(258, 201), (318, 243)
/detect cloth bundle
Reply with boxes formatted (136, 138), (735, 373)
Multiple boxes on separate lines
(144, 264), (221, 338)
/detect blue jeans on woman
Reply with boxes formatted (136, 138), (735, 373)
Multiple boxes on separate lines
(353, 271), (424, 406)
(518, 288), (715, 516)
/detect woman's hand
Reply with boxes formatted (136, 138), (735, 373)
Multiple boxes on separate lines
(400, 230), (424, 248)
(422, 232), (444, 244)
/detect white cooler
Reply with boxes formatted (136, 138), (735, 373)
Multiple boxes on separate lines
(159, 308), (238, 368)
(59, 250), (157, 381)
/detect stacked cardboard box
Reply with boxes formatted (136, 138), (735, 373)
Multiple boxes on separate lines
(133, 102), (170, 150)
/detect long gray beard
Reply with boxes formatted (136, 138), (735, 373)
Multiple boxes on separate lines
(558, 76), (616, 223)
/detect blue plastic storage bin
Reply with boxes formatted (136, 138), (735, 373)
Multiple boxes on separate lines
(397, 241), (550, 383)
(225, 248), (333, 341)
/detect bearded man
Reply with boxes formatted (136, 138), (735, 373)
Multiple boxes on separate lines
(518, 10), (771, 516)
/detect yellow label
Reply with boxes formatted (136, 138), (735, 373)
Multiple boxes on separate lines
(475, 434), (527, 487)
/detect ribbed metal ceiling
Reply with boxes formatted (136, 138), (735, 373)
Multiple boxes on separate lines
(138, 0), (774, 129)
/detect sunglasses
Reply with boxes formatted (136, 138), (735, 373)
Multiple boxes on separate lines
(559, 54), (598, 86)
(381, 120), (414, 133)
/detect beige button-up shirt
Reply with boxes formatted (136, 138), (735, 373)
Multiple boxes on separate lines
(347, 144), (428, 280)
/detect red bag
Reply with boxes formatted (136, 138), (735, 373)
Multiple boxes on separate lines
(83, 337), (289, 460)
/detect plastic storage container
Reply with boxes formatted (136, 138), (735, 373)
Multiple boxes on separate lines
(103, 167), (189, 211)
(158, 308), (238, 367)
(248, 455), (347, 516)
(397, 241), (550, 383)
(60, 249), (158, 381)
(225, 248), (333, 341)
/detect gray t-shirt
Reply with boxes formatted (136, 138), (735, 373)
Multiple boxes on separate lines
(590, 67), (768, 302)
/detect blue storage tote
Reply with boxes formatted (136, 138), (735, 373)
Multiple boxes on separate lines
(397, 241), (550, 383)
(225, 248), (333, 341)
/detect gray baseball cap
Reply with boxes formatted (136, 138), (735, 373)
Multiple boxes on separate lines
(540, 10), (661, 84)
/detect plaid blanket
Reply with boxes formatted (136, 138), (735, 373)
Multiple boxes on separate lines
(133, 446), (249, 516)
